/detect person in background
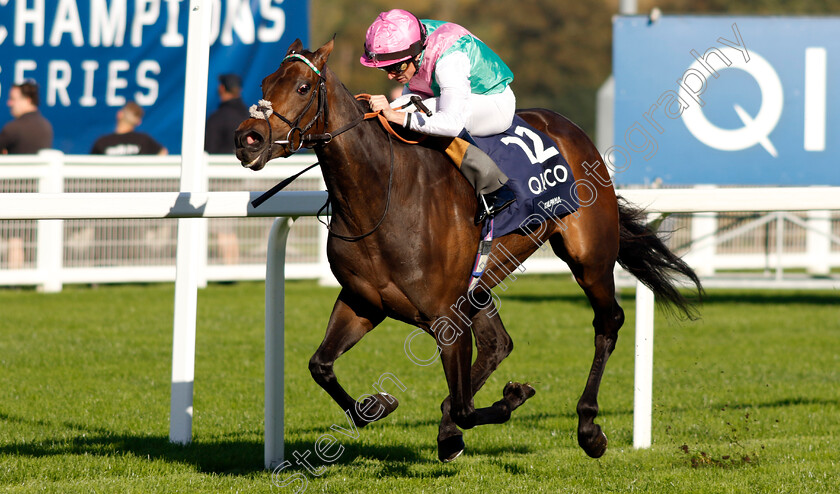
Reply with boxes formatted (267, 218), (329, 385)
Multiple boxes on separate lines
(204, 74), (249, 267)
(90, 102), (167, 155)
(205, 73), (249, 154)
(1, 81), (53, 269)
(0, 80), (53, 154)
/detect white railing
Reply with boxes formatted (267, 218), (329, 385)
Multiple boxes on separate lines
(3, 152), (839, 292)
(0, 150), (332, 290)
(618, 186), (840, 288)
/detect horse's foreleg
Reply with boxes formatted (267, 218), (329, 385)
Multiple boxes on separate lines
(438, 314), (477, 431)
(309, 289), (394, 428)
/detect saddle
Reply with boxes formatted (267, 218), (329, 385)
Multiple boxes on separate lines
(446, 116), (580, 239)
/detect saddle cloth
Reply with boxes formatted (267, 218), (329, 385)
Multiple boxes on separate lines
(470, 115), (579, 239)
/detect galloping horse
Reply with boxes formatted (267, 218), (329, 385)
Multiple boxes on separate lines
(235, 39), (702, 462)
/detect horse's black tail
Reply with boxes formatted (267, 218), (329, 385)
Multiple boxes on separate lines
(616, 196), (704, 320)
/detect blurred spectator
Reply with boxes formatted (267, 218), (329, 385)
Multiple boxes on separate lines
(1, 81), (52, 269)
(205, 73), (249, 154)
(0, 80), (53, 154)
(91, 102), (167, 155)
(204, 74), (249, 266)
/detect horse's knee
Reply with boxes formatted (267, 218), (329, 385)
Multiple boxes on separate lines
(308, 355), (334, 384)
(613, 303), (625, 329)
(593, 302), (625, 335)
(499, 332), (513, 359)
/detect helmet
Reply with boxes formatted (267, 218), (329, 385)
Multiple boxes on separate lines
(360, 9), (426, 68)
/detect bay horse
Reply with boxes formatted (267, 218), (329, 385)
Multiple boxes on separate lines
(235, 39), (702, 463)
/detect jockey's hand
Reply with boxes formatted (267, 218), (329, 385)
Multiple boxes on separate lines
(369, 94), (407, 128)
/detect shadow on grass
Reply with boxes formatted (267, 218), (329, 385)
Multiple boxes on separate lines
(0, 411), (432, 475)
(711, 395), (840, 411)
(285, 438), (427, 466)
(698, 291), (838, 306)
(502, 292), (591, 305)
(0, 415), (265, 474)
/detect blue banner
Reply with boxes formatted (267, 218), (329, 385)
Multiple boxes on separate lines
(0, 0), (308, 154)
(613, 16), (840, 185)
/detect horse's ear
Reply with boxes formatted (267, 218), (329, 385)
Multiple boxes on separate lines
(312, 39), (335, 70)
(286, 38), (304, 55)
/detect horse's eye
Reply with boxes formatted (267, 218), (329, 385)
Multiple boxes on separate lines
(297, 83), (311, 95)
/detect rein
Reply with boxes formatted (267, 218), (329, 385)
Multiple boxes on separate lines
(355, 94), (427, 145)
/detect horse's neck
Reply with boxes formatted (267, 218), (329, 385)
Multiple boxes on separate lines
(316, 73), (402, 216)
(316, 68), (474, 233)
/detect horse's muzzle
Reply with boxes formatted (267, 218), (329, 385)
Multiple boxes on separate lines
(234, 120), (270, 170)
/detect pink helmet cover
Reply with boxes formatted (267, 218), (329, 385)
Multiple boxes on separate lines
(360, 9), (424, 68)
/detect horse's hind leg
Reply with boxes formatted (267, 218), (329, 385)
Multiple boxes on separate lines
(308, 289), (397, 427)
(438, 301), (535, 462)
(549, 235), (625, 458)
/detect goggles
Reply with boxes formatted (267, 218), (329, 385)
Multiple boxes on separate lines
(379, 60), (411, 75)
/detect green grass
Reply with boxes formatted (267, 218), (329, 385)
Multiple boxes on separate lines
(1, 276), (838, 493)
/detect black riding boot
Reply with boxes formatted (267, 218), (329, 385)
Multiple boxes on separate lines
(475, 183), (516, 224)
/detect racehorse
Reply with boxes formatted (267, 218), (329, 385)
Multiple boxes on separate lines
(235, 39), (702, 463)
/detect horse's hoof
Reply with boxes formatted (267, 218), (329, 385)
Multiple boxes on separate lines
(354, 392), (399, 427)
(579, 425), (608, 458)
(376, 392), (400, 418)
(438, 434), (466, 463)
(503, 381), (536, 410)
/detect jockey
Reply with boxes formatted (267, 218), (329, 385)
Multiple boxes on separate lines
(361, 9), (516, 223)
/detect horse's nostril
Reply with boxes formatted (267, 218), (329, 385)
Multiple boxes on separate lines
(236, 129), (264, 149)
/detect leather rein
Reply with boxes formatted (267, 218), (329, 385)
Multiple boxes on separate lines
(250, 53), (422, 241)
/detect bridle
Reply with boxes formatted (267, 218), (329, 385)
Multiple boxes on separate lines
(249, 53), (346, 157)
(249, 52), (397, 242)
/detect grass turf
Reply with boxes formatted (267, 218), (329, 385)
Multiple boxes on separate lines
(0, 276), (838, 492)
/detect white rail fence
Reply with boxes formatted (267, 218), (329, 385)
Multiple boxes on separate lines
(0, 151), (331, 290)
(3, 152), (840, 292)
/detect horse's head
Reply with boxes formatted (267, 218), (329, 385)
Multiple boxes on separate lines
(235, 39), (334, 170)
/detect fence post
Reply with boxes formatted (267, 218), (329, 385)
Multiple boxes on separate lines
(169, 0), (212, 446)
(317, 214), (338, 286)
(316, 175), (338, 287)
(688, 213), (717, 277)
(37, 150), (65, 293)
(806, 210), (831, 275)
(265, 217), (294, 470)
(633, 280), (655, 449)
(197, 153), (210, 289)
(684, 185), (717, 277)
(775, 213), (785, 281)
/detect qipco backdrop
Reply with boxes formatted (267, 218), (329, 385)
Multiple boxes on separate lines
(613, 16), (840, 186)
(0, 0), (308, 154)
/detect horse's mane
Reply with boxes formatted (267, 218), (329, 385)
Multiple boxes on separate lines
(320, 62), (372, 115)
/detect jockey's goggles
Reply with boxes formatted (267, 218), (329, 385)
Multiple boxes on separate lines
(379, 60), (411, 75)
